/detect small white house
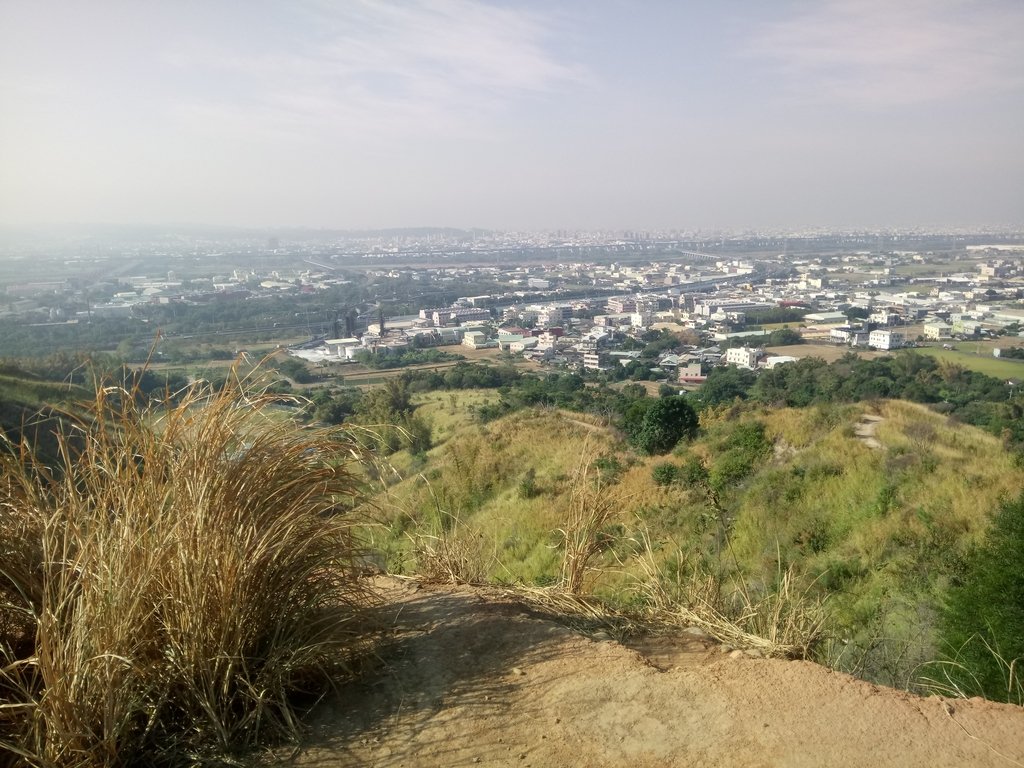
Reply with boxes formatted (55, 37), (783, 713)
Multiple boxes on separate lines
(869, 329), (905, 350)
(725, 346), (761, 369)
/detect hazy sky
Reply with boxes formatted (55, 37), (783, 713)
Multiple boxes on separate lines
(2, 0), (1023, 232)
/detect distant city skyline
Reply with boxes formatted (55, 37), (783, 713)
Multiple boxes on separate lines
(2, 1), (1022, 233)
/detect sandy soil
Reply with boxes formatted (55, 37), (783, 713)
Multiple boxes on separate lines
(278, 578), (1024, 768)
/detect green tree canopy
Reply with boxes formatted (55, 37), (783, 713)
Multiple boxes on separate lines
(628, 396), (698, 455)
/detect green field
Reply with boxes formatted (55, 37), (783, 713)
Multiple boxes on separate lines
(909, 345), (1024, 379)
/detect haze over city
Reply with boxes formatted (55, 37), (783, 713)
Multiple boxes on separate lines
(2, 0), (1023, 232)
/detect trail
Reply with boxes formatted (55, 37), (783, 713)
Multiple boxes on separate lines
(280, 578), (1024, 768)
(854, 414), (884, 449)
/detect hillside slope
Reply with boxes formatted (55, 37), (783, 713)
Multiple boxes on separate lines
(288, 578), (1024, 768)
(368, 397), (1024, 689)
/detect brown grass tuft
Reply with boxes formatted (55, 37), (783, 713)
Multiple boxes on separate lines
(559, 442), (625, 595)
(633, 533), (828, 659)
(0, 372), (372, 767)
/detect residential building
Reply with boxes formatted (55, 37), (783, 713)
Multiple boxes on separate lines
(433, 307), (490, 326)
(923, 322), (953, 340)
(725, 346), (760, 369)
(538, 306), (566, 327)
(869, 330), (905, 350)
(830, 326), (869, 346)
(869, 311), (901, 326)
(677, 362), (707, 384)
(631, 311), (653, 328)
(607, 297), (636, 313)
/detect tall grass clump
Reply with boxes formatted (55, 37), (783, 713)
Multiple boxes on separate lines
(0, 376), (371, 767)
(559, 443), (624, 595)
(633, 534), (828, 659)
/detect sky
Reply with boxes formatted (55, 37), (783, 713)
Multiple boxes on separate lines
(1, 0), (1023, 233)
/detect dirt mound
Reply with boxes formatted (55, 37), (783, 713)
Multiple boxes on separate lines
(282, 578), (1024, 767)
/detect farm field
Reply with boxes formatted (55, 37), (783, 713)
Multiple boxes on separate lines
(765, 343), (885, 363)
(333, 346), (541, 387)
(909, 345), (1024, 379)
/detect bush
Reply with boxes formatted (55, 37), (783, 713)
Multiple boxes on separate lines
(936, 491), (1024, 702)
(518, 467), (540, 499)
(0, 378), (371, 766)
(651, 462), (680, 487)
(628, 396), (699, 455)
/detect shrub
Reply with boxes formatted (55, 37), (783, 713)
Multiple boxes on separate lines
(518, 467), (540, 499)
(651, 462), (680, 487)
(628, 396), (699, 455)
(709, 451), (756, 493)
(0, 377), (371, 766)
(935, 490), (1024, 703)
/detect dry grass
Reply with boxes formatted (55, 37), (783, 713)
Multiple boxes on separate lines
(406, 480), (492, 585)
(764, 344), (885, 363)
(558, 442), (625, 595)
(632, 534), (828, 659)
(0, 372), (372, 767)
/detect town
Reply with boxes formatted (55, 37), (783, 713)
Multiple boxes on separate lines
(3, 228), (1024, 386)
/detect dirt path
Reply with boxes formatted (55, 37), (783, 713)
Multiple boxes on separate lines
(281, 579), (1024, 768)
(854, 414), (884, 449)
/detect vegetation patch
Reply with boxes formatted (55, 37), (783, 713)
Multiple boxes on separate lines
(0, 377), (373, 767)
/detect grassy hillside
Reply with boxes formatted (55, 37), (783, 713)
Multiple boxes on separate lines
(368, 393), (1024, 690)
(0, 366), (93, 460)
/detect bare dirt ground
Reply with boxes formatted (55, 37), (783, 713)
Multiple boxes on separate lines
(273, 578), (1024, 768)
(854, 414), (884, 450)
(764, 344), (885, 363)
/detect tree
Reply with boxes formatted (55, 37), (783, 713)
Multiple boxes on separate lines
(629, 396), (698, 455)
(678, 328), (701, 347)
(697, 366), (757, 407)
(767, 328), (803, 346)
(658, 383), (678, 398)
(939, 491), (1024, 702)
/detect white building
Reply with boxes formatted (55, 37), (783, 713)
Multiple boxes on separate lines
(869, 330), (905, 350)
(324, 337), (361, 356)
(631, 311), (653, 328)
(923, 322), (952, 340)
(510, 338), (539, 353)
(536, 332), (560, 351)
(830, 326), (869, 346)
(725, 346), (760, 369)
(763, 355), (799, 369)
(538, 306), (565, 327)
